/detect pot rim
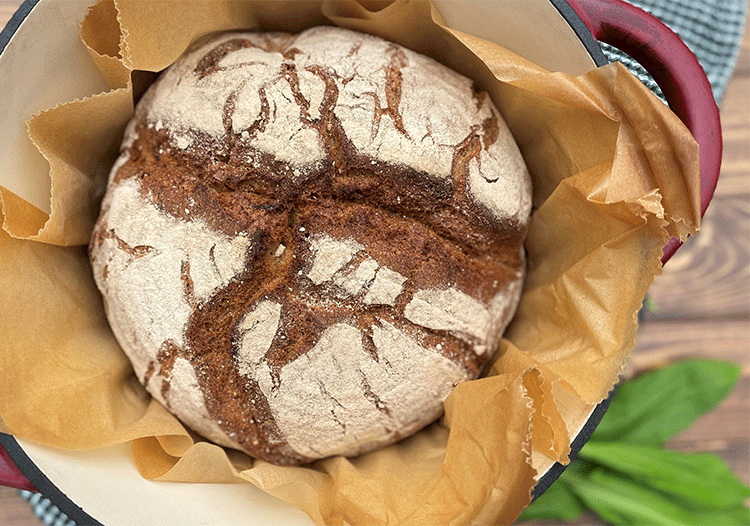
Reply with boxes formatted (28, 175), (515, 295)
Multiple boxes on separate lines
(0, 0), (616, 522)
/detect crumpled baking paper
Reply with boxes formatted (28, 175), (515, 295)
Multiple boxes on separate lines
(0, 1), (700, 524)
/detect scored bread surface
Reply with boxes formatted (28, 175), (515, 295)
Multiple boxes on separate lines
(89, 26), (532, 464)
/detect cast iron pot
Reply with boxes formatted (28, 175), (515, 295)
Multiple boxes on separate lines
(0, 0), (721, 524)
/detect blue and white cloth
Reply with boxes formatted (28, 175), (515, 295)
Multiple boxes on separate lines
(19, 490), (77, 526)
(17, 0), (747, 524)
(602, 0), (747, 103)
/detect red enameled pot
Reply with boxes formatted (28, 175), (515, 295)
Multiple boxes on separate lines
(0, 0), (720, 523)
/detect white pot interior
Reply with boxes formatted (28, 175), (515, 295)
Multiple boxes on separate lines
(2, 1), (601, 524)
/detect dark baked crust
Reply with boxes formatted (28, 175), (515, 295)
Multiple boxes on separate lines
(90, 27), (531, 465)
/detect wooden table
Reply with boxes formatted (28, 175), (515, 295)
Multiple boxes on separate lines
(1, 2), (747, 525)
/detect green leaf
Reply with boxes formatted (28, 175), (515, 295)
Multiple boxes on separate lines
(693, 505), (750, 526)
(517, 479), (585, 522)
(578, 442), (750, 508)
(591, 359), (741, 444)
(566, 469), (698, 525)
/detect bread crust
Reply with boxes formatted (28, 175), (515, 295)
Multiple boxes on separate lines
(90, 26), (532, 464)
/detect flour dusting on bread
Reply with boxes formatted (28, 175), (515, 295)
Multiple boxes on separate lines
(90, 26), (532, 465)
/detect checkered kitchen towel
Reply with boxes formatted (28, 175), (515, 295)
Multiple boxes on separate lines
(602, 0), (747, 103)
(16, 0), (746, 525)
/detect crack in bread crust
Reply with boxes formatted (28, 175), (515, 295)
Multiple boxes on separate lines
(91, 27), (531, 465)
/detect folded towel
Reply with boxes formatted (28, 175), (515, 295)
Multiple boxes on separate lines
(602, 0), (747, 103)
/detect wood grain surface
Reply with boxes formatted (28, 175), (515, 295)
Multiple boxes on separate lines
(0, 1), (748, 525)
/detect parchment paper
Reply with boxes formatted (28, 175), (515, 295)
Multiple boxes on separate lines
(0, 0), (701, 524)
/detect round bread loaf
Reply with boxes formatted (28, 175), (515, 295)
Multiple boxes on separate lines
(89, 26), (532, 465)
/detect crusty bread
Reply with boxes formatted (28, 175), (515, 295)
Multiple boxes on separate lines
(89, 26), (532, 465)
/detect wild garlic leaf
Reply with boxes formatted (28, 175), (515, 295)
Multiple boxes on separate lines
(692, 505), (750, 525)
(590, 359), (740, 444)
(578, 442), (750, 508)
(566, 469), (697, 526)
(521, 359), (745, 525)
(517, 478), (584, 522)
